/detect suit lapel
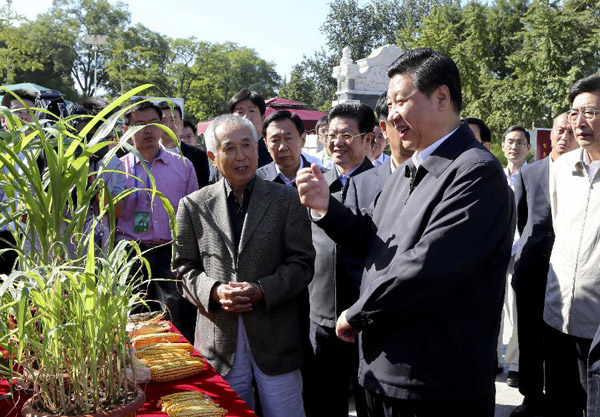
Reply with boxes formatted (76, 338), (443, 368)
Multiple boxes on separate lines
(542, 157), (551, 206)
(239, 177), (272, 254)
(204, 182), (236, 261)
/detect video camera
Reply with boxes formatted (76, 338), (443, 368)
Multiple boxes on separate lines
(34, 89), (68, 123)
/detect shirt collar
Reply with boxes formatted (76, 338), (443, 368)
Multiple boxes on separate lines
(335, 161), (362, 186)
(224, 176), (256, 200)
(504, 161), (527, 178)
(160, 141), (181, 155)
(135, 148), (167, 165)
(411, 126), (459, 169)
(275, 156), (305, 186)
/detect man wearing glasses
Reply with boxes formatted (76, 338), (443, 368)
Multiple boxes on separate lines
(544, 74), (600, 416)
(499, 125), (531, 388)
(305, 102), (374, 417)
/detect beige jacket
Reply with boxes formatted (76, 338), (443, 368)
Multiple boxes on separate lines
(545, 148), (600, 338)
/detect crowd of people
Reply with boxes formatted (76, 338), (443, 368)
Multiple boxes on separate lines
(1, 47), (600, 417)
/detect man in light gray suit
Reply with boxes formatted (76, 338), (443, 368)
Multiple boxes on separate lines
(174, 114), (315, 417)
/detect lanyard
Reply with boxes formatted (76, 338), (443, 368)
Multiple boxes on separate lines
(133, 154), (156, 209)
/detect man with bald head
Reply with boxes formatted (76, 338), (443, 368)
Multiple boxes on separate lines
(510, 112), (577, 417)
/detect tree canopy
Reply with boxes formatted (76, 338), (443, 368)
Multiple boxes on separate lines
(1, 0), (599, 133)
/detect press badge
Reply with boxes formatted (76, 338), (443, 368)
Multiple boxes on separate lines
(134, 211), (150, 232)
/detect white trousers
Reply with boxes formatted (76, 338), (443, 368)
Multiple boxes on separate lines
(224, 316), (305, 417)
(498, 257), (519, 371)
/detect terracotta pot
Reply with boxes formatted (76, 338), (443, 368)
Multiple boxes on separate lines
(21, 386), (145, 417)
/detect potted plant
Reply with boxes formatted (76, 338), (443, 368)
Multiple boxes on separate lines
(0, 85), (176, 416)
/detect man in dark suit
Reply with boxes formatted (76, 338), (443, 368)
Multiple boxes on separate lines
(158, 101), (210, 189)
(228, 88), (273, 168)
(297, 48), (515, 417)
(305, 102), (374, 417)
(346, 91), (414, 211)
(510, 112), (579, 417)
(174, 114), (314, 417)
(257, 110), (320, 185)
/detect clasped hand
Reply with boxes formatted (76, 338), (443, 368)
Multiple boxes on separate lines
(212, 282), (264, 313)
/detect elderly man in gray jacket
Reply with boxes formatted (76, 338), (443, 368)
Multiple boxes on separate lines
(174, 114), (315, 417)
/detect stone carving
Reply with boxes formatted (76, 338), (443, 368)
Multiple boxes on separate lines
(332, 44), (403, 108)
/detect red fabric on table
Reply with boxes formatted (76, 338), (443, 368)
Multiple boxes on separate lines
(0, 324), (256, 417)
(137, 332), (256, 417)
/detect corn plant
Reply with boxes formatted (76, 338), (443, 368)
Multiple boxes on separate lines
(0, 86), (179, 414)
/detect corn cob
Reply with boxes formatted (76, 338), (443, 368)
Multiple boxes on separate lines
(159, 391), (227, 417)
(129, 320), (171, 337)
(149, 357), (205, 382)
(132, 332), (182, 347)
(142, 342), (195, 352)
(135, 349), (191, 362)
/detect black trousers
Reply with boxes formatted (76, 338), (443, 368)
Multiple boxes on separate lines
(0, 230), (17, 275)
(514, 275), (547, 403)
(544, 324), (589, 417)
(364, 389), (495, 417)
(138, 243), (197, 344)
(303, 320), (367, 417)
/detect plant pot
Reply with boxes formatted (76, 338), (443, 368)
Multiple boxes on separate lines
(20, 386), (146, 417)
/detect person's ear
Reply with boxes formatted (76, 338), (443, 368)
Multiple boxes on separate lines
(301, 132), (306, 147)
(435, 85), (451, 110)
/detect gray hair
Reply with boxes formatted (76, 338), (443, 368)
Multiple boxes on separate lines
(205, 114), (257, 155)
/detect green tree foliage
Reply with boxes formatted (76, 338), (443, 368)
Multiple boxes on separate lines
(184, 42), (280, 121)
(0, 1), (280, 120)
(398, 0), (600, 143)
(45, 0), (131, 97)
(104, 24), (171, 96)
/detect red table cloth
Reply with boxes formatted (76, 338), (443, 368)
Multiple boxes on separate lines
(0, 326), (256, 417)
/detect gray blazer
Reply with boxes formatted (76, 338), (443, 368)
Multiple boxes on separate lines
(174, 177), (315, 376)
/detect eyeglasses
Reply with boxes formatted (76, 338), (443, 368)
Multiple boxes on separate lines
(10, 109), (30, 117)
(180, 133), (196, 140)
(327, 132), (364, 143)
(568, 106), (598, 122)
(503, 140), (528, 148)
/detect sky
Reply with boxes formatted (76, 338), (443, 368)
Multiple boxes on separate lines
(4, 0), (372, 80)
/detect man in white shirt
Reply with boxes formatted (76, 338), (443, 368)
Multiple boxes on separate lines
(546, 75), (600, 416)
(499, 125), (531, 387)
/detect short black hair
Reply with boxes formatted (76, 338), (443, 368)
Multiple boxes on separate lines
(158, 100), (182, 119)
(1, 88), (37, 108)
(568, 75), (600, 105)
(375, 92), (389, 120)
(70, 97), (115, 127)
(464, 117), (491, 143)
(315, 115), (329, 133)
(387, 48), (462, 113)
(503, 125), (530, 144)
(122, 98), (162, 126)
(183, 120), (196, 135)
(262, 110), (305, 137)
(228, 88), (266, 116)
(328, 102), (376, 135)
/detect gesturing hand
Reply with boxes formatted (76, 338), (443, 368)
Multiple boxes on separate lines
(296, 163), (330, 217)
(336, 310), (358, 343)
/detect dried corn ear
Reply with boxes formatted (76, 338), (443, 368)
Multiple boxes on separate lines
(149, 357), (205, 382)
(132, 332), (182, 346)
(129, 320), (171, 337)
(159, 390), (227, 417)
